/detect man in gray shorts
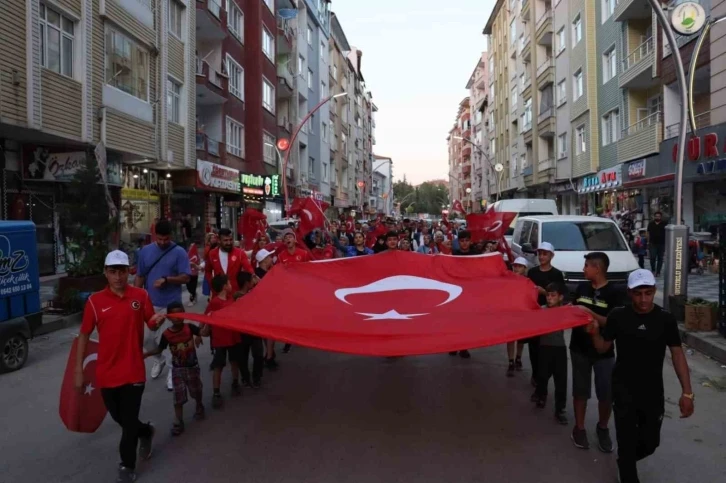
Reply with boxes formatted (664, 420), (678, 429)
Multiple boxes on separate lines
(571, 252), (626, 452)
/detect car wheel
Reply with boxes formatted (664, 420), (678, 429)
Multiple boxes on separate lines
(0, 334), (29, 373)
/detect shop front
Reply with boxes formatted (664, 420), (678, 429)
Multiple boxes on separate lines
(196, 160), (242, 234)
(241, 173), (284, 223)
(120, 166), (167, 245)
(577, 165), (623, 216)
(621, 156), (675, 229)
(550, 180), (577, 215)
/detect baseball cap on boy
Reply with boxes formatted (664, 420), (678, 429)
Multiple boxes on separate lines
(627, 269), (656, 289)
(104, 250), (129, 267)
(538, 242), (555, 253)
(512, 257), (529, 267)
(255, 249), (273, 263)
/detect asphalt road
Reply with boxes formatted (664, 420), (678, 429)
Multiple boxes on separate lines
(1, 303), (726, 483)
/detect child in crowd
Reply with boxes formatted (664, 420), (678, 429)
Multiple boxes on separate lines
(204, 274), (242, 408)
(234, 272), (264, 388)
(634, 229), (648, 269)
(506, 257), (529, 376)
(533, 282), (569, 425)
(144, 302), (206, 436)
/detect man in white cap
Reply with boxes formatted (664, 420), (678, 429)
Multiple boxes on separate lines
(506, 257), (530, 376)
(587, 269), (694, 483)
(525, 242), (565, 388)
(75, 250), (166, 483)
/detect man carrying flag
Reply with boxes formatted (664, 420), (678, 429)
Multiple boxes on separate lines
(205, 228), (255, 293)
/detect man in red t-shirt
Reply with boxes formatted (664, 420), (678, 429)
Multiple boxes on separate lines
(277, 228), (313, 264)
(75, 250), (165, 483)
(205, 228), (254, 293)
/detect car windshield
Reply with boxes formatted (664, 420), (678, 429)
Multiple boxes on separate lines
(541, 221), (628, 251)
(506, 212), (554, 236)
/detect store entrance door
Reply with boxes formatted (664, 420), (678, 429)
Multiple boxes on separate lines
(26, 194), (56, 275)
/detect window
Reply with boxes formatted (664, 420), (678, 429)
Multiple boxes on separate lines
(332, 63), (337, 78)
(298, 55), (304, 73)
(40, 4), (74, 77)
(262, 27), (274, 61)
(167, 79), (181, 123)
(524, 98), (532, 128)
(603, 0), (616, 21)
(557, 132), (568, 158)
(556, 27), (566, 54)
(307, 69), (313, 89)
(489, 57), (494, 74)
(576, 125), (586, 154)
(226, 1), (243, 40)
(491, 138), (496, 155)
(573, 69), (583, 100)
(572, 15), (582, 46)
(322, 122), (328, 143)
(321, 81), (327, 98)
(262, 78), (275, 112)
(308, 157), (315, 178)
(168, 0), (183, 38)
(602, 109), (620, 146)
(320, 41), (325, 61)
(322, 162), (329, 182)
(226, 117), (244, 157)
(557, 79), (566, 105)
(105, 28), (149, 101)
(263, 0), (274, 13)
(542, 221), (628, 251)
(511, 89), (518, 108)
(307, 25), (313, 45)
(226, 55), (244, 100)
(603, 47), (617, 83)
(263, 132), (276, 165)
(510, 19), (517, 44)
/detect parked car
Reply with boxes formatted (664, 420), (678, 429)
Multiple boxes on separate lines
(510, 215), (639, 293)
(487, 199), (558, 246)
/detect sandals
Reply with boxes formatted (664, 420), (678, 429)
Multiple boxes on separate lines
(171, 421), (185, 436)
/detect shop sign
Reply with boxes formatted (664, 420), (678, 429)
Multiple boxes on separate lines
(123, 166), (160, 193)
(577, 166), (622, 194)
(299, 189), (325, 202)
(241, 173), (282, 198)
(197, 159), (240, 193)
(121, 188), (159, 201)
(663, 122), (726, 178)
(23, 148), (121, 183)
(627, 159), (647, 179)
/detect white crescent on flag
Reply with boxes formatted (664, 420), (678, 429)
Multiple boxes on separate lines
(302, 209), (313, 221)
(334, 275), (463, 307)
(82, 353), (98, 370)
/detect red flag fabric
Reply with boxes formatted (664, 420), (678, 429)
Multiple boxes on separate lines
(344, 216), (355, 234)
(177, 252), (589, 356)
(296, 198), (329, 237)
(452, 200), (466, 214)
(188, 243), (200, 276)
(311, 244), (336, 260)
(465, 211), (517, 242)
(59, 338), (107, 433)
(441, 212), (451, 230)
(241, 208), (267, 250)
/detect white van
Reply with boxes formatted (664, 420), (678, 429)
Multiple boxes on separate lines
(488, 199), (558, 245)
(510, 215), (639, 292)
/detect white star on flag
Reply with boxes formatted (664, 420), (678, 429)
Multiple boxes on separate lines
(84, 383), (95, 396)
(355, 310), (429, 320)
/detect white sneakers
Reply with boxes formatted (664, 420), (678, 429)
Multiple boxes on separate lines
(166, 370), (173, 391)
(150, 358), (165, 379)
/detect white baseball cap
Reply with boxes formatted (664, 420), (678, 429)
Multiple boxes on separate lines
(628, 269), (656, 289)
(538, 242), (555, 253)
(104, 250), (129, 267)
(512, 257), (529, 267)
(255, 248), (273, 263)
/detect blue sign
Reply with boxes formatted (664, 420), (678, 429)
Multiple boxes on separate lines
(0, 221), (41, 321)
(696, 158), (726, 175)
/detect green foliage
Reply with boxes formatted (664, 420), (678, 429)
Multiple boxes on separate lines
(58, 154), (116, 277)
(61, 288), (84, 313)
(393, 176), (450, 215)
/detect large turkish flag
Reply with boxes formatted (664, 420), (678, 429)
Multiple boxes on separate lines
(178, 252), (589, 356)
(59, 338), (107, 433)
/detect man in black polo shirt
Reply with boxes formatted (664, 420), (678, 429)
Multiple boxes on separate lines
(571, 252), (625, 452)
(588, 269), (694, 483)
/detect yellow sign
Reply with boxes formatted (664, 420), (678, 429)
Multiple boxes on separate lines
(121, 188), (159, 201)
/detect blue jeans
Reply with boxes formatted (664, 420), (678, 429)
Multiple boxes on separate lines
(649, 244), (664, 274)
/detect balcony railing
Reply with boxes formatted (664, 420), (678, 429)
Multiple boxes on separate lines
(538, 158), (554, 171)
(208, 0), (222, 19)
(536, 9), (552, 30)
(536, 58), (553, 77)
(622, 37), (653, 73)
(537, 105), (554, 124)
(623, 111), (661, 137)
(664, 111), (712, 139)
(195, 133), (221, 157)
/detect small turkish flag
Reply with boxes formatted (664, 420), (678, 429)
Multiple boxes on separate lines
(59, 338), (107, 433)
(452, 200), (466, 214)
(345, 216), (355, 234)
(296, 198), (329, 237)
(241, 208), (268, 250)
(465, 211), (517, 242)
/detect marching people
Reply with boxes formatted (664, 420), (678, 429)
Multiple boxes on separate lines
(332, 230), (374, 256)
(571, 252), (625, 452)
(384, 231), (400, 251)
(234, 272), (264, 389)
(525, 242), (565, 389)
(417, 233), (438, 254)
(76, 250), (166, 483)
(144, 302), (206, 436)
(186, 239), (202, 307)
(253, 249), (280, 371)
(205, 228), (255, 295)
(449, 230), (479, 359)
(506, 257), (529, 376)
(277, 228), (313, 354)
(134, 219), (192, 391)
(587, 269), (694, 483)
(202, 232), (219, 302)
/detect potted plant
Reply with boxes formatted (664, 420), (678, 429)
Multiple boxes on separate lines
(57, 153), (116, 302)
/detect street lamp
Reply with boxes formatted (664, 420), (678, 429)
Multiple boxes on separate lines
(281, 92), (348, 212)
(453, 135), (504, 202)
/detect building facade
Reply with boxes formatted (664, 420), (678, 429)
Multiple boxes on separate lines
(373, 154), (393, 215)
(447, 97), (472, 211)
(466, 51), (489, 211)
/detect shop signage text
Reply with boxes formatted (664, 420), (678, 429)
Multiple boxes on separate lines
(241, 174), (281, 198)
(121, 188), (160, 201)
(197, 159), (240, 193)
(0, 234), (33, 297)
(578, 166), (621, 193)
(628, 159), (647, 179)
(670, 131), (726, 176)
(23, 148), (121, 183)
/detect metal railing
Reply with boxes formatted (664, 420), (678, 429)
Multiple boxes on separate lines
(664, 110), (712, 139)
(622, 110), (661, 137)
(622, 37), (653, 72)
(195, 57), (205, 76)
(208, 0), (222, 19)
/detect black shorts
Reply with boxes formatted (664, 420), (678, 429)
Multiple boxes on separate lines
(211, 344), (242, 369)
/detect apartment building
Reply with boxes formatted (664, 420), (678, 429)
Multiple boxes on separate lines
(1, 0), (194, 275)
(465, 51), (489, 211)
(346, 47), (375, 214)
(447, 97), (472, 211)
(372, 154), (393, 215)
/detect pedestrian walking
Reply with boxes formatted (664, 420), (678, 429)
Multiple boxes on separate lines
(205, 228), (255, 294)
(75, 250), (165, 483)
(646, 212), (666, 276)
(587, 269), (694, 483)
(449, 230), (480, 359)
(134, 219), (192, 391)
(506, 257), (529, 376)
(186, 240), (202, 306)
(234, 272), (264, 389)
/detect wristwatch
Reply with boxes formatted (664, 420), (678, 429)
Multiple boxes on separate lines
(682, 393), (695, 400)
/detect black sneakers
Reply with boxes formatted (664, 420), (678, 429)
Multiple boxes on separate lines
(459, 350), (471, 359)
(506, 361), (515, 377)
(514, 357), (523, 371)
(571, 427), (590, 449)
(596, 424), (614, 453)
(555, 411), (568, 425)
(138, 423), (155, 460)
(116, 465), (137, 483)
(448, 351), (457, 356)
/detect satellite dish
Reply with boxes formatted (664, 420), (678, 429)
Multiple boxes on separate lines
(494, 163), (504, 173)
(278, 8), (298, 20)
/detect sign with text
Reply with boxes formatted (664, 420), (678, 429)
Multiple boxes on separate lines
(578, 165), (622, 194)
(23, 148), (121, 184)
(662, 122), (726, 178)
(627, 159), (647, 179)
(197, 159), (240, 193)
(241, 173), (282, 198)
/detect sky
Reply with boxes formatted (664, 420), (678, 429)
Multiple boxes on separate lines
(331, 0), (497, 184)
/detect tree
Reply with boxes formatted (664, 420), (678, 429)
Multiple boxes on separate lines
(393, 175), (415, 212)
(415, 182), (449, 215)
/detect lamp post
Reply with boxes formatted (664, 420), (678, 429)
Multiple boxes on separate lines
(453, 135), (504, 202)
(281, 92), (347, 213)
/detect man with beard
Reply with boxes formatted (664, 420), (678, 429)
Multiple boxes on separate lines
(332, 231), (374, 256)
(205, 228), (254, 294)
(135, 219), (191, 391)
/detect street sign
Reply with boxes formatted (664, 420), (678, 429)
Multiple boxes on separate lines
(671, 2), (706, 35)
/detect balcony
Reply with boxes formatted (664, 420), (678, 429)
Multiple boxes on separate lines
(618, 111), (663, 163)
(535, 10), (553, 46)
(537, 106), (555, 136)
(536, 58), (554, 88)
(523, 75), (532, 99)
(620, 37), (655, 89)
(664, 111), (712, 139)
(196, 133), (223, 159)
(462, 145), (472, 157)
(277, 21), (294, 55)
(615, 0), (652, 23)
(522, 35), (532, 62)
(277, 115), (292, 135)
(196, 58), (227, 105)
(537, 158), (555, 171)
(522, 0), (530, 21)
(196, 0), (228, 42)
(277, 61), (294, 97)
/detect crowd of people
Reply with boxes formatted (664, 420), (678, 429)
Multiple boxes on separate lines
(76, 216), (695, 483)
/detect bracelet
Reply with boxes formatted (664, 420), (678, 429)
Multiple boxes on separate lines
(682, 393), (695, 400)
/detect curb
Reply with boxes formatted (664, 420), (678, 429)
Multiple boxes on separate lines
(34, 312), (83, 337)
(678, 325), (726, 365)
